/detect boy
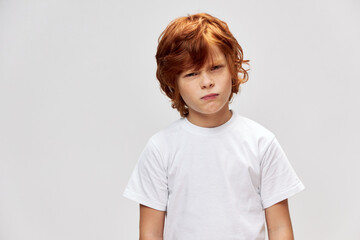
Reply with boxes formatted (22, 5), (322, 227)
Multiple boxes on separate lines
(123, 13), (305, 240)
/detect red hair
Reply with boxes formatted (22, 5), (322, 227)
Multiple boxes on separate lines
(155, 13), (250, 117)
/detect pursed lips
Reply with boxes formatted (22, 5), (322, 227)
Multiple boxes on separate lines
(201, 93), (219, 99)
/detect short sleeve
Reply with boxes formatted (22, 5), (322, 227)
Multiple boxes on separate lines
(122, 138), (168, 211)
(260, 136), (305, 209)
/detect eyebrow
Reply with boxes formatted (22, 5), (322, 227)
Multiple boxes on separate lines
(181, 63), (225, 78)
(183, 60), (224, 72)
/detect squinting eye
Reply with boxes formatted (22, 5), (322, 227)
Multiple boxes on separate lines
(211, 65), (222, 71)
(185, 72), (197, 77)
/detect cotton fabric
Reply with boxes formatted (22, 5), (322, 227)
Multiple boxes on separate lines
(123, 109), (305, 240)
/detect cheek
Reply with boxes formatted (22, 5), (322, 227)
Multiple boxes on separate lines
(178, 84), (193, 102)
(225, 75), (233, 95)
(226, 76), (232, 89)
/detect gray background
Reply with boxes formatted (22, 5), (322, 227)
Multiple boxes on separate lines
(1, 0), (359, 239)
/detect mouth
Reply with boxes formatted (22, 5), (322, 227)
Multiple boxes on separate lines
(201, 93), (219, 100)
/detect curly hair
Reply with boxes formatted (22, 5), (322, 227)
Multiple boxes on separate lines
(155, 13), (250, 118)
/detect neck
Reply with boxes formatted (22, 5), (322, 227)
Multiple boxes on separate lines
(186, 106), (233, 128)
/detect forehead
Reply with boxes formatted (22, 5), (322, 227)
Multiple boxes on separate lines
(184, 45), (226, 71)
(208, 45), (225, 59)
(207, 45), (226, 63)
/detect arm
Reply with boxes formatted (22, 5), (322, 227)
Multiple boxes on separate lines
(139, 204), (166, 240)
(265, 199), (294, 240)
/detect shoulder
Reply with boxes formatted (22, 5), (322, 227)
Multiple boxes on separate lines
(147, 117), (184, 148)
(235, 114), (277, 157)
(136, 119), (182, 170)
(237, 114), (275, 140)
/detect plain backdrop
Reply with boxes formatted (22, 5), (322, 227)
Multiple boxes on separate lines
(1, 0), (360, 239)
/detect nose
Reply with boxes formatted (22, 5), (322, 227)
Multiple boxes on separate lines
(200, 72), (214, 89)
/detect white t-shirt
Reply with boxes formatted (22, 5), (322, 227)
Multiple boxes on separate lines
(123, 109), (305, 240)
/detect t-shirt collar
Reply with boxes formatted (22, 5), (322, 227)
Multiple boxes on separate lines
(182, 109), (237, 135)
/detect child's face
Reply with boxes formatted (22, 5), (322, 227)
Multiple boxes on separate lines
(177, 45), (232, 117)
